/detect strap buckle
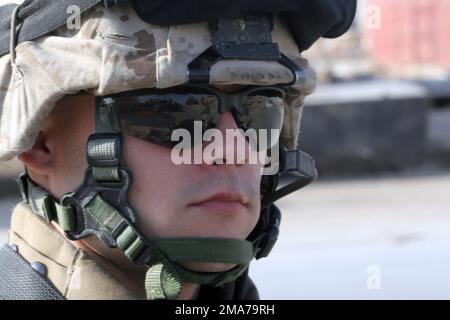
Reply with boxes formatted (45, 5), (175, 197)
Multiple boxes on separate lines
(86, 133), (122, 167)
(261, 146), (318, 208)
(255, 204), (281, 259)
(282, 147), (317, 178)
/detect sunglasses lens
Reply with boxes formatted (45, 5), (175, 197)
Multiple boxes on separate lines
(103, 87), (285, 150)
(238, 94), (285, 151)
(114, 93), (219, 147)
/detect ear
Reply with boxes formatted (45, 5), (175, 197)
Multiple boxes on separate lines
(18, 131), (52, 175)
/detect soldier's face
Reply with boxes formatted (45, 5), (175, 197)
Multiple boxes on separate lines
(123, 86), (263, 271)
(36, 88), (262, 272)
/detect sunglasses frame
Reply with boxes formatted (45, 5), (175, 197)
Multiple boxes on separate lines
(97, 84), (287, 136)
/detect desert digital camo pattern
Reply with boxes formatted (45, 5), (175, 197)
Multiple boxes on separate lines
(0, 4), (316, 161)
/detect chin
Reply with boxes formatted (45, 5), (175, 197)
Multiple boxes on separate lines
(180, 261), (238, 273)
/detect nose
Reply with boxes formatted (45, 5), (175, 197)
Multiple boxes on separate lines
(203, 111), (254, 166)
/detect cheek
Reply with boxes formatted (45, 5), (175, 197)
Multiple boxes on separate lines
(122, 135), (183, 235)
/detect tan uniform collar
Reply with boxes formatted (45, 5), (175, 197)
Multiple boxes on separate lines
(8, 202), (145, 300)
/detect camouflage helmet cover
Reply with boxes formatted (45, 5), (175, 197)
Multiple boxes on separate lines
(0, 4), (317, 161)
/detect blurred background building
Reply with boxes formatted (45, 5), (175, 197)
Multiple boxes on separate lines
(367, 0), (450, 78)
(0, 0), (449, 299)
(298, 0), (450, 176)
(305, 0), (450, 82)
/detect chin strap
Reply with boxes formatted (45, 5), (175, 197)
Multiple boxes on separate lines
(18, 173), (265, 299)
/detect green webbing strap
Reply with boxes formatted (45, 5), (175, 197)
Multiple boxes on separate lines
(84, 194), (123, 233)
(151, 238), (254, 264)
(95, 102), (116, 133)
(54, 202), (76, 232)
(84, 194), (147, 260)
(168, 259), (249, 286)
(146, 263), (181, 300)
(23, 176), (76, 232)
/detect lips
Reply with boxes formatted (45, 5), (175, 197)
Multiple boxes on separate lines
(189, 192), (248, 213)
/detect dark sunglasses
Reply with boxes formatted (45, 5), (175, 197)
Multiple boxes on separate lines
(97, 85), (286, 149)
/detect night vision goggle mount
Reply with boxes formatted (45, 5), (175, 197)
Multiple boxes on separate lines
(188, 13), (305, 87)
